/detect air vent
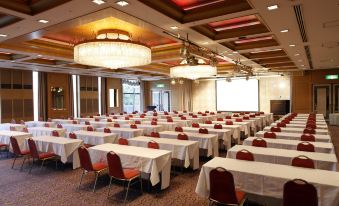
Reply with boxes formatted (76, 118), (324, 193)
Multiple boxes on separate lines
(304, 45), (313, 69)
(293, 5), (308, 42)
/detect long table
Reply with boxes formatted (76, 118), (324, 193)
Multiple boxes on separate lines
(263, 126), (329, 135)
(256, 131), (331, 142)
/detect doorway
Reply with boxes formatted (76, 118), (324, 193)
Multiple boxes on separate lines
(151, 90), (171, 111)
(313, 84), (331, 119)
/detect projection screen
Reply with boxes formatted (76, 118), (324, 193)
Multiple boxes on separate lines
(216, 79), (259, 111)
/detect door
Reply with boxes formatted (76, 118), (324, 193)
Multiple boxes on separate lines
(313, 84), (331, 119)
(151, 90), (171, 111)
(333, 84), (339, 113)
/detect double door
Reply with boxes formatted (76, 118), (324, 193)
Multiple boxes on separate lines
(151, 90), (170, 111)
(313, 84), (339, 119)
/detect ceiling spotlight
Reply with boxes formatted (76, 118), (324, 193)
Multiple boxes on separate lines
(233, 51), (239, 54)
(38, 19), (49, 24)
(179, 79), (184, 85)
(0, 34), (7, 37)
(280, 29), (289, 33)
(267, 5), (279, 10)
(294, 53), (300, 56)
(92, 0), (106, 5)
(116, 0), (129, 7)
(37, 54), (42, 57)
(171, 79), (176, 85)
(289, 44), (295, 47)
(170, 26), (178, 30)
(202, 42), (209, 45)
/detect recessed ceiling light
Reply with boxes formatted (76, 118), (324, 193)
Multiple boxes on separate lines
(38, 19), (49, 24)
(295, 53), (300, 56)
(289, 44), (295, 47)
(92, 0), (106, 5)
(202, 42), (209, 45)
(0, 34), (7, 37)
(116, 0), (129, 7)
(170, 26), (178, 30)
(267, 5), (279, 10)
(280, 29), (289, 33)
(37, 54), (42, 57)
(233, 51), (239, 54)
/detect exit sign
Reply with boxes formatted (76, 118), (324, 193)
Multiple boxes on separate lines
(156, 84), (165, 88)
(325, 74), (338, 80)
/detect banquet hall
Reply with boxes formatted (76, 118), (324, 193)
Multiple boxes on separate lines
(0, 0), (338, 205)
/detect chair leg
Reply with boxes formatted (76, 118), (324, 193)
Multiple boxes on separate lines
(124, 180), (131, 205)
(20, 156), (27, 171)
(139, 176), (143, 194)
(107, 176), (113, 197)
(40, 159), (45, 171)
(78, 170), (85, 189)
(92, 172), (99, 192)
(11, 156), (17, 169)
(29, 158), (35, 173)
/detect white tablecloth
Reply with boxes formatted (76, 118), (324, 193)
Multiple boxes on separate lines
(271, 123), (328, 129)
(25, 121), (56, 128)
(210, 122), (245, 137)
(157, 119), (190, 127)
(88, 143), (172, 189)
(87, 121), (113, 129)
(142, 121), (179, 131)
(227, 145), (337, 171)
(159, 131), (219, 157)
(244, 137), (334, 153)
(24, 136), (83, 169)
(72, 130), (118, 145)
(74, 117), (94, 123)
(28, 127), (66, 137)
(51, 119), (75, 124)
(263, 126), (329, 135)
(96, 127), (143, 139)
(195, 157), (339, 206)
(129, 136), (199, 169)
(0, 131), (31, 151)
(0, 123), (26, 131)
(121, 124), (163, 135)
(255, 131), (331, 142)
(62, 124), (88, 133)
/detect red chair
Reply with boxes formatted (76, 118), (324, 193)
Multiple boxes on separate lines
(150, 132), (160, 138)
(243, 116), (249, 120)
(217, 118), (223, 121)
(20, 120), (25, 125)
(11, 119), (16, 124)
(192, 123), (200, 128)
(78, 146), (107, 192)
(94, 118), (100, 122)
(300, 134), (315, 142)
(303, 128), (315, 134)
(235, 118), (242, 122)
(104, 128), (111, 133)
(199, 128), (209, 134)
(10, 136), (30, 170)
(181, 116), (187, 120)
(306, 124), (316, 129)
(210, 112), (215, 115)
(148, 140), (159, 149)
(277, 122), (286, 127)
(252, 138), (267, 148)
(106, 152), (142, 204)
(118, 138), (129, 145)
(167, 118), (173, 122)
(57, 124), (63, 128)
(240, 112), (245, 115)
(283, 179), (318, 206)
(245, 112), (250, 114)
(260, 112), (264, 114)
(177, 133), (188, 140)
(175, 127), (183, 132)
(264, 132), (276, 139)
(125, 117), (130, 120)
(52, 130), (59, 137)
(214, 124), (222, 129)
(164, 111), (169, 115)
(205, 120), (212, 124)
(249, 114), (255, 118)
(291, 155), (315, 169)
(85, 121), (91, 125)
(22, 127), (29, 133)
(140, 115), (145, 118)
(270, 127), (281, 132)
(114, 123), (120, 128)
(282, 120), (290, 124)
(44, 123), (50, 127)
(87, 126), (95, 131)
(225, 116), (231, 119)
(192, 115), (198, 118)
(209, 167), (246, 206)
(236, 149), (254, 161)
(151, 121), (157, 125)
(113, 116), (118, 119)
(152, 118), (158, 122)
(233, 114), (239, 117)
(27, 138), (58, 173)
(135, 120), (141, 124)
(153, 113), (158, 116)
(198, 112), (202, 114)
(297, 142), (315, 152)
(69, 133), (92, 148)
(107, 118), (113, 122)
(130, 124), (137, 129)
(225, 121), (233, 125)
(202, 113), (207, 116)
(72, 120), (78, 124)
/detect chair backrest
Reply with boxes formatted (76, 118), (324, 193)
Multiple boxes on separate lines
(150, 132), (160, 138)
(199, 128), (209, 134)
(225, 121), (233, 125)
(297, 142), (315, 152)
(240, 112), (244, 115)
(104, 128), (111, 133)
(107, 151), (126, 179)
(277, 122), (286, 127)
(305, 124), (316, 129)
(198, 112), (202, 114)
(44, 123), (50, 127)
(85, 121), (90, 125)
(264, 132), (277, 139)
(192, 115), (198, 118)
(87, 126), (94, 131)
(192, 123), (200, 128)
(107, 118), (113, 122)
(205, 120), (212, 124)
(69, 132), (77, 139)
(282, 120), (290, 124)
(57, 124), (63, 128)
(249, 114), (256, 118)
(151, 121), (157, 125)
(175, 126), (183, 132)
(152, 118), (158, 122)
(11, 119), (16, 124)
(303, 128), (315, 134)
(181, 116), (187, 120)
(233, 114), (239, 117)
(210, 112), (215, 115)
(95, 118), (100, 122)
(167, 118), (173, 122)
(118, 138), (129, 145)
(113, 116), (118, 119)
(202, 113), (207, 116)
(125, 117), (130, 120)
(283, 179), (318, 206)
(20, 120), (25, 125)
(177, 133), (188, 140)
(52, 130), (59, 137)
(130, 124), (137, 129)
(235, 118), (242, 122)
(10, 136), (23, 155)
(78, 146), (94, 171)
(214, 124), (222, 129)
(135, 120), (141, 124)
(252, 138), (267, 148)
(153, 113), (158, 116)
(236, 149), (254, 161)
(300, 134), (315, 142)
(22, 127), (29, 133)
(270, 127), (281, 132)
(114, 123), (120, 128)
(291, 155), (315, 169)
(72, 120), (78, 124)
(217, 118), (223, 121)
(225, 115), (231, 119)
(148, 140), (159, 149)
(243, 116), (249, 120)
(164, 111), (169, 115)
(27, 138), (40, 159)
(209, 167), (239, 205)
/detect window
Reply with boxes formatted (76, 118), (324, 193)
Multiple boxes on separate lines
(122, 80), (141, 113)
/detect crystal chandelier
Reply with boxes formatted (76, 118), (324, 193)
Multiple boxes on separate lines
(74, 29), (151, 69)
(170, 58), (217, 80)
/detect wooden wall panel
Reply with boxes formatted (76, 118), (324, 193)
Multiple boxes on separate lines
(47, 73), (69, 118)
(106, 78), (122, 114)
(79, 76), (98, 116)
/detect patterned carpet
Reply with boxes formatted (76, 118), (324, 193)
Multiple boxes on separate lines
(0, 126), (338, 206)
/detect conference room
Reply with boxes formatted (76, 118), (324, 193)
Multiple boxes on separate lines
(0, 0), (338, 205)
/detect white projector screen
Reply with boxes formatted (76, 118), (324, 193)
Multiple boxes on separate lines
(216, 79), (259, 111)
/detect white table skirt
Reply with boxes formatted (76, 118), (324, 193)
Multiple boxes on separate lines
(96, 127), (144, 139)
(28, 127), (66, 137)
(62, 124), (88, 133)
(74, 117), (94, 123)
(0, 123), (26, 131)
(159, 131), (219, 157)
(142, 121), (179, 131)
(89, 143), (172, 189)
(86, 121), (113, 129)
(244, 137), (334, 153)
(263, 126), (329, 135)
(271, 123), (328, 129)
(72, 131), (119, 145)
(128, 136), (199, 169)
(210, 121), (246, 137)
(121, 124), (163, 135)
(25, 121), (56, 128)
(23, 136), (83, 169)
(255, 131), (331, 142)
(51, 119), (75, 124)
(0, 131), (31, 151)
(227, 145), (337, 171)
(195, 157), (339, 206)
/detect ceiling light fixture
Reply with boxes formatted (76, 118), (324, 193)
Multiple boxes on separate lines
(170, 58), (217, 80)
(170, 26), (178, 30)
(289, 44), (295, 47)
(74, 29), (151, 69)
(267, 5), (279, 10)
(116, 0), (129, 7)
(0, 34), (7, 37)
(295, 53), (300, 56)
(38, 19), (49, 24)
(280, 29), (289, 33)
(92, 0), (106, 5)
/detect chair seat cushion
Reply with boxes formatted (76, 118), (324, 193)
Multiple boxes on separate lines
(38, 152), (56, 159)
(0, 144), (8, 147)
(123, 168), (140, 179)
(92, 162), (107, 171)
(21, 150), (30, 155)
(236, 190), (245, 203)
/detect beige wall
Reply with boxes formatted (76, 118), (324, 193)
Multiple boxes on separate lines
(106, 78), (122, 113)
(192, 80), (216, 112)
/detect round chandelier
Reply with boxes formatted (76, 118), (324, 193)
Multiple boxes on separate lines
(170, 58), (217, 80)
(74, 29), (151, 69)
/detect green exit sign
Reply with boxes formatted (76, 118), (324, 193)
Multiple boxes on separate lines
(156, 84), (165, 88)
(325, 74), (338, 80)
